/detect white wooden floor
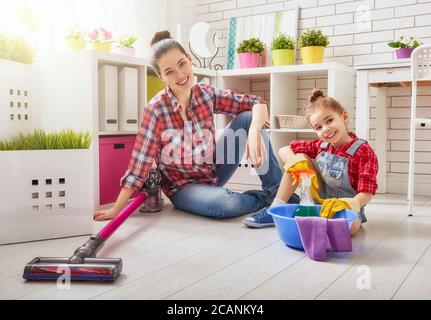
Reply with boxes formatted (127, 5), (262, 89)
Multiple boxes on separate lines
(1, 193), (431, 300)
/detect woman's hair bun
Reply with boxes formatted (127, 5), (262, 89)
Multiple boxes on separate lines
(151, 30), (171, 46)
(308, 89), (325, 103)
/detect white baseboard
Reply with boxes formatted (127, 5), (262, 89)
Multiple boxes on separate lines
(386, 173), (431, 196)
(226, 174), (431, 197)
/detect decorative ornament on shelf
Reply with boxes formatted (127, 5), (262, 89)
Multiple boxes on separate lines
(271, 33), (296, 66)
(299, 28), (329, 64)
(113, 34), (137, 56)
(188, 22), (223, 70)
(65, 25), (87, 50)
(88, 27), (113, 52)
(236, 37), (265, 69)
(388, 36), (422, 59)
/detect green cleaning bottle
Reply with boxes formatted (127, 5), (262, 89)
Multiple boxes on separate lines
(294, 171), (320, 217)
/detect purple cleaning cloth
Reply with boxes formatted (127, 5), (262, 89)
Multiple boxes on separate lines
(295, 217), (352, 262)
(296, 217), (328, 262)
(327, 219), (352, 252)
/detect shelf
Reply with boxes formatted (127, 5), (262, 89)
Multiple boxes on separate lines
(217, 62), (355, 80)
(93, 51), (150, 68)
(193, 67), (218, 77)
(354, 59), (411, 70)
(99, 131), (138, 136)
(271, 128), (314, 133)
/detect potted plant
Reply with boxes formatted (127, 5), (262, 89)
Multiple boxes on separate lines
(65, 25), (87, 50)
(113, 34), (137, 56)
(236, 38), (265, 69)
(0, 129), (94, 244)
(0, 33), (34, 64)
(299, 29), (329, 64)
(271, 33), (296, 66)
(88, 27), (113, 52)
(388, 36), (422, 59)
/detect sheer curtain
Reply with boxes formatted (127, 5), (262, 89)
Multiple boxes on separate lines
(0, 0), (169, 58)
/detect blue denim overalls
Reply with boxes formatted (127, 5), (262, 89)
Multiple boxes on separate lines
(315, 139), (367, 223)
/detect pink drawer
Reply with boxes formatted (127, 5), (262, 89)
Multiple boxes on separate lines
(99, 135), (136, 205)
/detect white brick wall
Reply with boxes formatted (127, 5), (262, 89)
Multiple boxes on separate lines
(173, 0), (431, 195)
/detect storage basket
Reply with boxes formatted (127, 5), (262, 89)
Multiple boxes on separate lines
(276, 115), (310, 129)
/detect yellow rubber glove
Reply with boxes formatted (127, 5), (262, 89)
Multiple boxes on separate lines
(320, 197), (361, 219)
(283, 157), (320, 201)
(283, 153), (309, 175)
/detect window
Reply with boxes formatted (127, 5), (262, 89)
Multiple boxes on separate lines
(0, 0), (170, 58)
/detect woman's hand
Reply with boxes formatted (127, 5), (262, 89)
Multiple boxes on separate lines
(93, 208), (118, 221)
(246, 129), (267, 169)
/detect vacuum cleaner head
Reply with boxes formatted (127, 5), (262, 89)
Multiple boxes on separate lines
(23, 257), (122, 282)
(23, 193), (148, 284)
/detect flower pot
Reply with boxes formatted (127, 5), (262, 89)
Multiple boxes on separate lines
(396, 48), (414, 59)
(65, 38), (86, 50)
(239, 53), (261, 68)
(113, 47), (136, 56)
(272, 49), (295, 66)
(301, 46), (325, 64)
(0, 149), (93, 244)
(92, 42), (112, 52)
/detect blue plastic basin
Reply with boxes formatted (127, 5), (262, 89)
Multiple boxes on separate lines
(268, 204), (358, 250)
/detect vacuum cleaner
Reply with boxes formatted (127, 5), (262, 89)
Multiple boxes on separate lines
(23, 169), (163, 283)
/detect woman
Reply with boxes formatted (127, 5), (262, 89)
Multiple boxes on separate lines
(94, 31), (298, 221)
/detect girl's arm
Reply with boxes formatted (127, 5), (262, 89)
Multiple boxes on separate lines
(279, 146), (296, 163)
(354, 192), (374, 208)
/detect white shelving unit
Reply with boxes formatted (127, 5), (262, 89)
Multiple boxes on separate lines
(217, 63), (355, 190)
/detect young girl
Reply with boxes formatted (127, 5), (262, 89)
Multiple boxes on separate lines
(94, 30), (298, 221)
(243, 89), (378, 235)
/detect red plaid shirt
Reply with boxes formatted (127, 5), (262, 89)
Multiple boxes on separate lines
(121, 83), (266, 198)
(290, 133), (379, 195)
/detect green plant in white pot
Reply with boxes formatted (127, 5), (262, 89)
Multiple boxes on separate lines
(0, 129), (94, 245)
(0, 33), (34, 64)
(299, 29), (329, 64)
(113, 34), (137, 56)
(271, 33), (296, 66)
(0, 129), (92, 150)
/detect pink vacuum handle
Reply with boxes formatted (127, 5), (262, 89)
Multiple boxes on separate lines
(98, 193), (147, 240)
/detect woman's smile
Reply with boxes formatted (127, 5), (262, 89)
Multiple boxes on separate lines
(177, 76), (190, 86)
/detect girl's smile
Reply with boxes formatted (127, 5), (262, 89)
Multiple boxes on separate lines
(309, 108), (352, 148)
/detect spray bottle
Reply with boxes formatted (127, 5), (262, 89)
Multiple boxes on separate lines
(292, 168), (320, 217)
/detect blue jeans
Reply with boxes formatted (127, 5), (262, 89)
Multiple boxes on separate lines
(170, 111), (282, 218)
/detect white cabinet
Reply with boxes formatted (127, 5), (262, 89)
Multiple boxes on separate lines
(0, 59), (39, 141)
